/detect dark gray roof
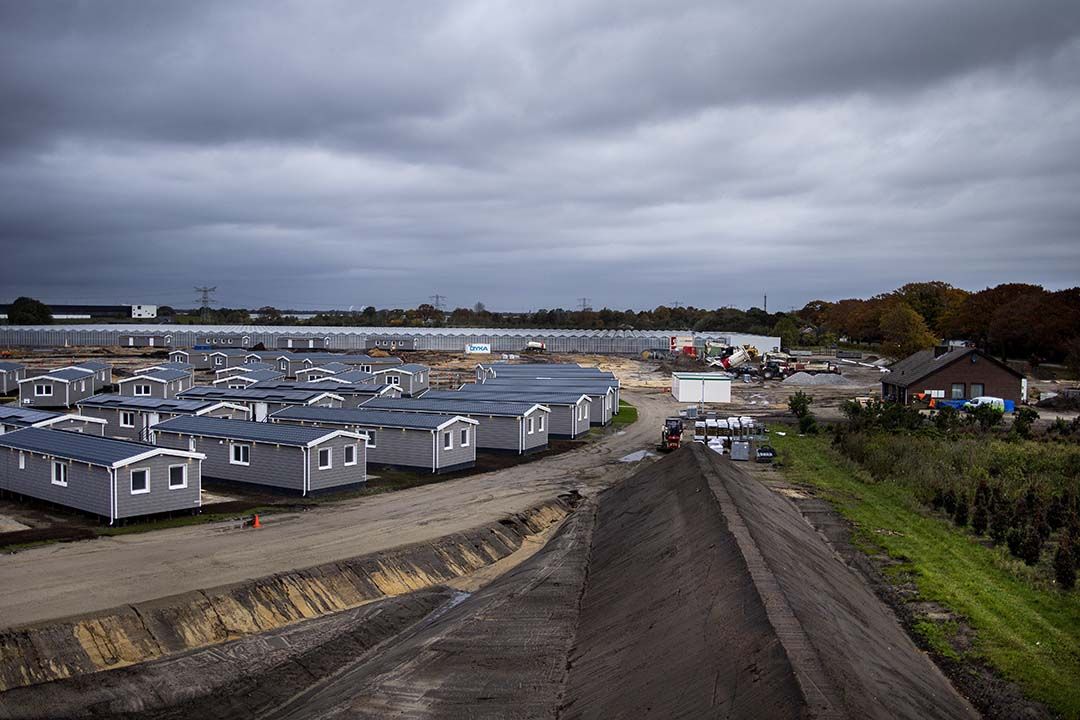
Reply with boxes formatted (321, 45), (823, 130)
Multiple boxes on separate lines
(73, 361), (111, 371)
(422, 390), (588, 405)
(121, 368), (189, 383)
(465, 381), (615, 395)
(0, 406), (62, 426)
(25, 367), (95, 382)
(179, 385), (340, 402)
(136, 362), (193, 374)
(247, 350), (298, 359)
(884, 346), (1022, 387)
(323, 370), (376, 384)
(249, 379), (391, 395)
(0, 361), (25, 372)
(208, 348), (251, 356)
(77, 393), (237, 413)
(0, 427), (167, 466)
(301, 353), (403, 365)
(231, 369), (284, 382)
(360, 397), (545, 417)
(232, 362), (275, 372)
(273, 406), (465, 430)
(154, 415), (354, 446)
(299, 361), (351, 373)
(374, 363), (428, 375)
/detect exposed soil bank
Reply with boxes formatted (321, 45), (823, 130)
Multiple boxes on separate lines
(0, 496), (574, 696)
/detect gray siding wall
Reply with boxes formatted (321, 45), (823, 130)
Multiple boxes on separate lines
(210, 354), (247, 369)
(306, 435), (367, 491)
(471, 414), (523, 452)
(523, 411), (550, 451)
(114, 455), (202, 518)
(75, 406), (141, 441)
(48, 418), (106, 436)
(1, 369), (26, 394)
(0, 447), (112, 517)
(155, 430), (306, 492)
(543, 404), (585, 439)
(20, 378), (95, 408)
(171, 351), (212, 369)
(376, 371), (429, 396)
(273, 418), (436, 471)
(119, 379), (186, 400)
(434, 420), (478, 468)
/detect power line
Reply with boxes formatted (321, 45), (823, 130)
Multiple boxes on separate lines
(194, 286), (217, 323)
(429, 293), (446, 311)
(578, 297), (591, 311)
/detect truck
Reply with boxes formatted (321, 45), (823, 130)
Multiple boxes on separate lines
(523, 340), (546, 354)
(704, 342), (759, 371)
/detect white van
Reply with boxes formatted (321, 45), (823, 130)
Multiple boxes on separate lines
(963, 396), (1005, 411)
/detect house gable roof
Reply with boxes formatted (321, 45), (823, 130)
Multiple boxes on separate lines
(884, 346), (1024, 388)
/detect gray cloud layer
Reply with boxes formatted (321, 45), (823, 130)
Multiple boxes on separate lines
(2, 1), (1079, 311)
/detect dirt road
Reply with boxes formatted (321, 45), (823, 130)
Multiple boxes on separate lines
(0, 390), (672, 629)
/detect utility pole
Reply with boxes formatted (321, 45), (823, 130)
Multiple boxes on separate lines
(194, 286), (216, 323)
(429, 294), (446, 311)
(578, 297), (591, 312)
(764, 293), (768, 313)
(670, 301), (683, 309)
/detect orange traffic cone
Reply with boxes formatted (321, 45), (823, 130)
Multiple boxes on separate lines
(251, 514), (262, 529)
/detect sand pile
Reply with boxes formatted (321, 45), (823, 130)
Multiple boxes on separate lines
(783, 371), (855, 386)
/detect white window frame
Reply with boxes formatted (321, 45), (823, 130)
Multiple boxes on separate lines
(130, 467), (150, 494)
(134, 384), (152, 396)
(51, 461), (68, 486)
(538, 415), (545, 432)
(364, 429), (376, 448)
(443, 431), (453, 450)
(344, 444), (357, 466)
(35, 384), (53, 397)
(119, 411), (136, 428)
(527, 416), (535, 434)
(214, 356), (224, 366)
(19, 451), (26, 470)
(460, 427), (470, 447)
(168, 464), (188, 489)
(230, 443), (251, 466)
(387, 375), (400, 386)
(318, 447), (332, 470)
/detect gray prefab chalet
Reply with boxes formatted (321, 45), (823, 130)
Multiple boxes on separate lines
(215, 362), (276, 380)
(358, 397), (550, 453)
(295, 362), (351, 382)
(18, 368), (97, 408)
(272, 406), (477, 473)
(460, 381), (615, 425)
(277, 336), (330, 350)
(117, 369), (194, 400)
(120, 333), (171, 348)
(372, 364), (430, 397)
(301, 354), (404, 373)
(152, 415), (366, 495)
(250, 380), (400, 408)
(213, 369), (286, 389)
(0, 406), (107, 436)
(178, 386), (344, 421)
(244, 352), (304, 377)
(76, 394), (250, 442)
(0, 428), (204, 523)
(475, 362), (615, 383)
(69, 361), (113, 390)
(208, 349), (251, 370)
(318, 370), (376, 385)
(422, 390), (591, 439)
(169, 349), (213, 370)
(135, 362), (195, 380)
(0, 362), (27, 395)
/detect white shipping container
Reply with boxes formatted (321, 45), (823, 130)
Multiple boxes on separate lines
(670, 372), (732, 403)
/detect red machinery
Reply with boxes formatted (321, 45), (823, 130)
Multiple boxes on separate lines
(658, 417), (685, 452)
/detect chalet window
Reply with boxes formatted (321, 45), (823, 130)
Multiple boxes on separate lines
(387, 375), (400, 385)
(130, 468), (149, 494)
(35, 384), (53, 397)
(214, 357), (224, 366)
(365, 430), (376, 448)
(134, 384), (152, 396)
(19, 452), (25, 470)
(318, 447), (332, 469)
(168, 465), (187, 489)
(443, 431), (453, 450)
(344, 445), (357, 466)
(950, 383), (966, 400)
(538, 415), (545, 432)
(120, 411), (136, 428)
(230, 443), (250, 465)
(527, 417), (535, 434)
(971, 383), (985, 397)
(52, 461), (68, 487)
(460, 427), (470, 447)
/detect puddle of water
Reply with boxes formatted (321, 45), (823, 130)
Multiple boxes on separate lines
(619, 450), (656, 463)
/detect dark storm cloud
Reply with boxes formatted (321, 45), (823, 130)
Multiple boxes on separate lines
(1, 0), (1079, 311)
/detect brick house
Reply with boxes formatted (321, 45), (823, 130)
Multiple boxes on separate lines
(882, 346), (1025, 405)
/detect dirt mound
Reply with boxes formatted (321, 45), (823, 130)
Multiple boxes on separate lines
(783, 371), (855, 386)
(1036, 392), (1080, 411)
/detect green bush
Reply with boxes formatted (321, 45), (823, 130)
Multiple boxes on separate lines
(798, 414), (819, 435)
(788, 391), (812, 419)
(972, 501), (989, 535)
(953, 492), (970, 527)
(1055, 536), (1076, 590)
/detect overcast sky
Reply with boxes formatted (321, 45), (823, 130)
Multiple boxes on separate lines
(2, 1), (1078, 313)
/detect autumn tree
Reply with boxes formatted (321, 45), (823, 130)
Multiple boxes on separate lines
(879, 303), (936, 357)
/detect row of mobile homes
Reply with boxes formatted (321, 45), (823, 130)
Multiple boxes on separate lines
(372, 364), (429, 396)
(0, 362), (25, 394)
(421, 390), (591, 439)
(117, 368), (194, 400)
(18, 367), (97, 408)
(178, 386), (343, 421)
(216, 362), (276, 380)
(0, 406), (107, 436)
(272, 406), (477, 473)
(213, 369), (287, 389)
(300, 354), (404, 373)
(252, 380), (400, 407)
(77, 394), (249, 441)
(358, 397), (549, 453)
(135, 362), (195, 380)
(459, 380), (614, 426)
(152, 416), (366, 496)
(0, 428), (204, 523)
(295, 361), (352, 381)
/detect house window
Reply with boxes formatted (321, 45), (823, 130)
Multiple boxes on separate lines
(344, 445), (357, 466)
(460, 428), (470, 447)
(52, 461), (68, 486)
(387, 375), (400, 385)
(971, 383), (985, 397)
(35, 384), (53, 397)
(168, 464), (187, 489)
(538, 415), (545, 432)
(280, 361), (288, 370)
(361, 365), (371, 373)
(134, 384), (152, 396)
(130, 468), (150, 494)
(318, 447), (332, 469)
(950, 383), (966, 400)
(365, 429), (376, 447)
(443, 431), (453, 450)
(120, 411), (136, 428)
(214, 357), (224, 366)
(230, 443), (251, 465)
(19, 452), (25, 470)
(79, 381), (86, 392)
(527, 417), (535, 434)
